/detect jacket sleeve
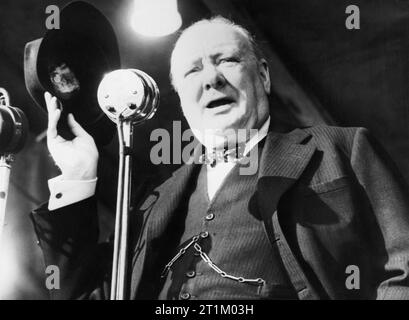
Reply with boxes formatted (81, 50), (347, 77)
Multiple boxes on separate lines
(30, 196), (111, 299)
(350, 127), (409, 299)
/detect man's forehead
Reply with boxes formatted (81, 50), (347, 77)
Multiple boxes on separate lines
(172, 23), (250, 63)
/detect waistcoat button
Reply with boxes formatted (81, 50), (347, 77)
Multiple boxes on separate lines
(186, 270), (196, 278)
(180, 292), (191, 300)
(205, 213), (215, 221)
(201, 231), (209, 238)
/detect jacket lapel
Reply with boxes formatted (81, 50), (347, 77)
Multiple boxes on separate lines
(257, 128), (320, 299)
(257, 128), (316, 219)
(146, 163), (199, 241)
(130, 162), (199, 298)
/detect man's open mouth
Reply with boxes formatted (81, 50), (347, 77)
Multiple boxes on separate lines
(206, 97), (235, 109)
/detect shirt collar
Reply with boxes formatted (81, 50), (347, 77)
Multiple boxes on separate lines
(204, 116), (270, 168)
(243, 116), (270, 156)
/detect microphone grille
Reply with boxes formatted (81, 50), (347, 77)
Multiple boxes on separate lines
(97, 69), (159, 123)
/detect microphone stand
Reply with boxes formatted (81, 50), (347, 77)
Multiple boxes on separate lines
(0, 88), (27, 243)
(0, 154), (13, 242)
(110, 115), (133, 300)
(97, 69), (159, 300)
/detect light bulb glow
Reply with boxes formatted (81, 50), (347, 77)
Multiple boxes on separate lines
(131, 0), (182, 37)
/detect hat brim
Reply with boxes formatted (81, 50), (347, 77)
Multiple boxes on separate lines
(24, 1), (120, 145)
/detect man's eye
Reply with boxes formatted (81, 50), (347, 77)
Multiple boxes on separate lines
(184, 67), (200, 77)
(220, 57), (239, 64)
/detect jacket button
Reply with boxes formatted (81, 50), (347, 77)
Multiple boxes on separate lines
(205, 213), (214, 221)
(186, 270), (196, 278)
(180, 292), (190, 300)
(55, 193), (63, 199)
(201, 231), (209, 238)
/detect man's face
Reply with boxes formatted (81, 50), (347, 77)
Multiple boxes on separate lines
(171, 23), (271, 147)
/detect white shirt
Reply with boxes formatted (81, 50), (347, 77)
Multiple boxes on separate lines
(48, 176), (97, 210)
(206, 117), (270, 200)
(48, 117), (270, 210)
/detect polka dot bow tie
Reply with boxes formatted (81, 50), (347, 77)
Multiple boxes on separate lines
(199, 143), (246, 167)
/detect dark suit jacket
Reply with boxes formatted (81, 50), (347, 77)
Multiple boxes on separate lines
(31, 125), (409, 299)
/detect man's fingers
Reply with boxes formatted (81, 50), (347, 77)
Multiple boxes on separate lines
(44, 91), (51, 112)
(67, 113), (89, 138)
(47, 108), (61, 139)
(44, 92), (57, 114)
(47, 97), (59, 132)
(46, 95), (58, 125)
(44, 94), (89, 140)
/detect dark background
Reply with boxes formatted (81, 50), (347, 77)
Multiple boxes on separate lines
(0, 0), (408, 299)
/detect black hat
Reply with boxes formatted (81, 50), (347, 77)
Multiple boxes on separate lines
(24, 1), (120, 145)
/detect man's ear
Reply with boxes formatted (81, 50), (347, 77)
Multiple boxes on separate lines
(258, 59), (271, 95)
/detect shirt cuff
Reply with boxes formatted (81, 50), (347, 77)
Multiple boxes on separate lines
(48, 175), (97, 211)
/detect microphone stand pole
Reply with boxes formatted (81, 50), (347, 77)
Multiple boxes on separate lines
(0, 154), (13, 242)
(110, 115), (133, 300)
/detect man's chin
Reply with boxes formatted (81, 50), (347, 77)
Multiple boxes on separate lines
(191, 122), (249, 149)
(202, 115), (242, 132)
(201, 124), (240, 135)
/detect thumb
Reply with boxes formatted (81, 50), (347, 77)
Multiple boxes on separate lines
(67, 113), (90, 138)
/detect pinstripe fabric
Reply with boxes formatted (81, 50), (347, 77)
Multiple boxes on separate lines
(159, 162), (296, 300)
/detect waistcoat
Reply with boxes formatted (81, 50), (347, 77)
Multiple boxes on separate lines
(158, 159), (297, 300)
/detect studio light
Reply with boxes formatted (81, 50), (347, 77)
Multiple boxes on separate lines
(131, 0), (182, 37)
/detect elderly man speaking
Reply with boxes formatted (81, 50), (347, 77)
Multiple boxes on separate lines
(31, 17), (409, 300)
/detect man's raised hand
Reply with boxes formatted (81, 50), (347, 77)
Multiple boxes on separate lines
(45, 91), (99, 180)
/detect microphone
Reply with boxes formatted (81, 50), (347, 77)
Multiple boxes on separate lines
(0, 88), (28, 155)
(0, 88), (28, 243)
(97, 69), (159, 124)
(97, 69), (159, 300)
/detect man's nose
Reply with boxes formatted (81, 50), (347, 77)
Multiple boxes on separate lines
(202, 65), (226, 90)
